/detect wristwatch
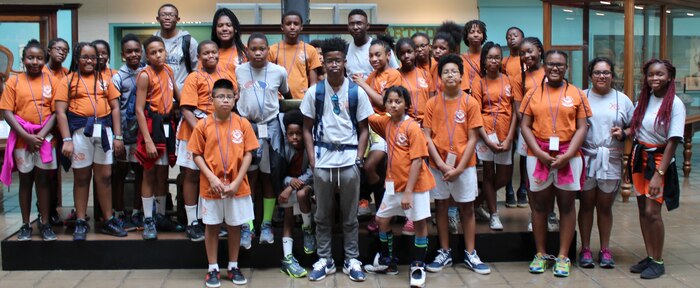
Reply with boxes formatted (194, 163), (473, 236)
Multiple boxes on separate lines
(355, 158), (364, 169)
(656, 168), (665, 176)
(114, 135), (124, 141)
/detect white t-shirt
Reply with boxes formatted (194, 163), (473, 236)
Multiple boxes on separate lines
(235, 62), (290, 123)
(346, 37), (400, 78)
(635, 94), (686, 145)
(300, 78), (374, 168)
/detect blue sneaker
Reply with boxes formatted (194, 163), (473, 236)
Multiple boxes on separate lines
(142, 217), (157, 240)
(73, 219), (89, 241)
(302, 225), (316, 254)
(343, 258), (366, 282)
(240, 223), (253, 249)
(426, 248), (452, 272)
(464, 250), (491, 275)
(259, 221), (274, 244)
(309, 258), (336, 281)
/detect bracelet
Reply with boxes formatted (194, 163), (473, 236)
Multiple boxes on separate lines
(63, 137), (73, 142)
(114, 135), (124, 141)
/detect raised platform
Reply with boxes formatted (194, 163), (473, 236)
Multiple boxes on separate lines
(1, 204), (576, 270)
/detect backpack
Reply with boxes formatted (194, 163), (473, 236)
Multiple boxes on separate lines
(182, 35), (193, 74)
(312, 79), (359, 143)
(122, 73), (139, 145)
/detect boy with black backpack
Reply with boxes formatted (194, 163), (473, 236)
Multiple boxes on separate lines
(154, 3), (198, 91)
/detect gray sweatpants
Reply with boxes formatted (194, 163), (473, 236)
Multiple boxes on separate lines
(313, 165), (361, 260)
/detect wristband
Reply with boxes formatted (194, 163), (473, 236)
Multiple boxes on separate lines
(62, 137), (73, 142)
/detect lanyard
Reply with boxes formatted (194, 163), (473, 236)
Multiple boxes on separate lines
(545, 84), (565, 135)
(158, 70), (173, 113)
(281, 41), (301, 77)
(214, 115), (233, 182)
(442, 91), (463, 150)
(250, 64), (268, 115)
(78, 74), (99, 119)
(26, 72), (46, 124)
(484, 74), (504, 132)
(401, 69), (420, 116)
(386, 116), (408, 179)
(228, 48), (239, 66)
(464, 55), (480, 76)
(201, 68), (223, 113)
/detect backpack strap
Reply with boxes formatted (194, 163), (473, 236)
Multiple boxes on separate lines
(313, 81), (325, 141)
(182, 35), (193, 74)
(348, 81), (359, 132)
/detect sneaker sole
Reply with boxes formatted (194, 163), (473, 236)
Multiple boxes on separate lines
(553, 271), (570, 277)
(505, 203), (517, 208)
(309, 267), (336, 281)
(599, 263), (615, 269)
(259, 239), (274, 244)
(280, 267), (308, 278)
(529, 268), (545, 274)
(342, 267), (366, 282)
(17, 237), (31, 242)
(189, 236), (205, 242)
(579, 262), (595, 268)
(205, 281), (221, 288)
(490, 225), (504, 231)
(43, 237), (57, 241)
(517, 203), (529, 208)
(465, 264), (491, 275)
(425, 262), (451, 273)
(231, 278), (248, 285)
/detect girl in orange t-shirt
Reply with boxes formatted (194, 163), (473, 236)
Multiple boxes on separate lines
(93, 40), (118, 82)
(411, 32), (435, 76)
(55, 42), (126, 240)
(45, 38), (70, 80)
(520, 50), (591, 277)
(460, 20), (487, 91)
(502, 27), (524, 78)
(395, 38), (433, 125)
(0, 40), (58, 241)
(429, 23), (473, 95)
(211, 8), (248, 74)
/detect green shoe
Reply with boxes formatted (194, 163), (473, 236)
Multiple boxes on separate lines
(281, 255), (308, 278)
(553, 256), (571, 277)
(529, 253), (547, 274)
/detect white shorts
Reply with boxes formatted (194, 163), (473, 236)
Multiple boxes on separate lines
(429, 166), (478, 203)
(516, 130), (528, 156)
(175, 140), (199, 170)
(71, 127), (113, 169)
(369, 129), (387, 152)
(583, 177), (620, 194)
(376, 190), (431, 221)
(526, 156), (583, 192)
(199, 195), (255, 226)
(476, 139), (513, 165)
(248, 140), (271, 173)
(13, 148), (57, 173)
(116, 144), (138, 163)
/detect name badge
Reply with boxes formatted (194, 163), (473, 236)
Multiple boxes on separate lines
(445, 151), (458, 168)
(549, 136), (560, 151)
(93, 124), (102, 138)
(385, 180), (395, 196)
(488, 133), (499, 144)
(258, 124), (268, 139)
(164, 124), (170, 138)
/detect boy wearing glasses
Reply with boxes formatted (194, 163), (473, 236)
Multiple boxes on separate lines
(300, 38), (373, 282)
(154, 3), (198, 90)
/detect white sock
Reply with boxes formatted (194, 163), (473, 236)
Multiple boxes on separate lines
(142, 197), (154, 218)
(185, 205), (198, 225)
(282, 237), (293, 257)
(301, 212), (311, 227)
(155, 196), (166, 215)
(228, 262), (238, 270)
(208, 263), (219, 272)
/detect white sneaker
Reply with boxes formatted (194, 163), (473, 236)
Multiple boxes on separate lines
(475, 206), (490, 221)
(410, 262), (426, 287)
(489, 214), (503, 230)
(548, 213), (559, 232)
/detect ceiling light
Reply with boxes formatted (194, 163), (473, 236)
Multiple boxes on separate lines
(563, 9), (573, 13)
(596, 12), (605, 16)
(688, 13), (695, 16)
(635, 5), (644, 10)
(667, 10), (671, 14)
(600, 1), (611, 4)
(566, 17), (575, 20)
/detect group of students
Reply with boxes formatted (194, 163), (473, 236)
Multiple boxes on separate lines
(0, 3), (686, 287)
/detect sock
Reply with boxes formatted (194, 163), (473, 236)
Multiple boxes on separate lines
(155, 196), (167, 215)
(208, 263), (219, 272)
(653, 258), (664, 264)
(301, 212), (312, 227)
(228, 262), (238, 270)
(378, 231), (393, 258)
(185, 205), (198, 225)
(413, 236), (428, 263)
(142, 197), (154, 218)
(448, 206), (458, 218)
(263, 198), (276, 223)
(282, 237), (293, 257)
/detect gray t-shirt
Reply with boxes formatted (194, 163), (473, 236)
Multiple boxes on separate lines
(635, 94), (686, 145)
(346, 37), (400, 78)
(235, 62), (290, 123)
(300, 78), (374, 168)
(154, 30), (198, 91)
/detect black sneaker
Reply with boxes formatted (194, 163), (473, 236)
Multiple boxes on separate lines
(630, 257), (653, 273)
(155, 213), (185, 232)
(17, 223), (32, 241)
(516, 187), (529, 208)
(143, 217), (158, 240)
(505, 189), (516, 208)
(640, 261), (665, 279)
(39, 222), (57, 241)
(101, 217), (128, 237)
(205, 270), (221, 288)
(49, 210), (63, 226)
(131, 211), (144, 230)
(227, 267), (247, 285)
(186, 221), (205, 242)
(73, 219), (89, 241)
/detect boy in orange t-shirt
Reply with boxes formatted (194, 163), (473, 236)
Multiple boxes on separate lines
(189, 79), (259, 286)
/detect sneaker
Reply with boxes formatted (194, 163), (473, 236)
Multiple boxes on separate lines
(101, 217), (128, 237)
(475, 206), (490, 222)
(426, 248), (452, 272)
(402, 219), (415, 236)
(366, 218), (379, 233)
(363, 252), (398, 275)
(464, 250), (491, 275)
(49, 210), (63, 226)
(240, 223), (253, 249)
(120, 213), (137, 231)
(529, 253), (547, 274)
(489, 214), (503, 230)
(17, 223), (32, 241)
(547, 213), (559, 232)
(579, 247), (594, 268)
(517, 187), (529, 208)
(186, 221), (205, 242)
(598, 248), (616, 269)
(358, 199), (372, 216)
(205, 270), (221, 288)
(155, 213), (184, 232)
(39, 222), (57, 241)
(527, 216), (533, 232)
(410, 261), (427, 288)
(131, 211), (144, 230)
(259, 221), (274, 244)
(505, 189), (517, 208)
(553, 256), (571, 277)
(630, 257), (653, 273)
(309, 258), (336, 281)
(343, 258), (366, 281)
(280, 254), (308, 278)
(448, 214), (460, 234)
(219, 226), (228, 238)
(142, 217), (158, 240)
(227, 267), (247, 285)
(640, 260), (665, 279)
(302, 225), (316, 254)
(73, 219), (89, 241)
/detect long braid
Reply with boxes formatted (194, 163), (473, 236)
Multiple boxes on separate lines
(629, 59), (677, 135)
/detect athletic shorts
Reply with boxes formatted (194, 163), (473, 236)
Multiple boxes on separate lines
(175, 140), (199, 170)
(369, 129), (387, 152)
(13, 147), (57, 173)
(526, 156), (583, 192)
(583, 177), (620, 194)
(476, 138), (513, 165)
(516, 129), (528, 157)
(429, 166), (478, 203)
(376, 190), (431, 221)
(199, 195), (254, 226)
(71, 127), (113, 168)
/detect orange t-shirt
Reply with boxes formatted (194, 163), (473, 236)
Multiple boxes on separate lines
(501, 56), (522, 78)
(43, 66), (68, 81)
(218, 47), (247, 75)
(54, 72), (120, 118)
(366, 68), (402, 113)
(520, 83), (592, 147)
(429, 61), (473, 94)
(369, 114), (436, 193)
(423, 93), (483, 168)
(472, 74), (514, 141)
(461, 52), (481, 91)
(400, 67), (433, 124)
(511, 66), (545, 102)
(188, 114), (259, 199)
(268, 41), (322, 100)
(139, 65), (175, 114)
(177, 66), (238, 141)
(0, 73), (58, 148)
(417, 58), (436, 75)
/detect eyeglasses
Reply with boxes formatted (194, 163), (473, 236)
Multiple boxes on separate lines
(486, 56), (502, 62)
(592, 70), (612, 77)
(52, 47), (69, 54)
(416, 43), (430, 49)
(79, 55), (97, 61)
(331, 94), (340, 115)
(545, 62), (567, 69)
(442, 70), (460, 76)
(213, 95), (235, 100)
(159, 12), (178, 18)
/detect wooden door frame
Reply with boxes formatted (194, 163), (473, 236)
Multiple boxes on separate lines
(0, 4), (82, 47)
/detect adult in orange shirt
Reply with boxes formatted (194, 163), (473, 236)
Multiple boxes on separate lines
(472, 42), (517, 231)
(395, 37), (433, 125)
(93, 40), (118, 81)
(502, 27), (524, 78)
(423, 54), (490, 275)
(178, 40), (238, 241)
(55, 42), (127, 240)
(411, 32), (435, 75)
(135, 36), (183, 240)
(211, 8), (247, 75)
(364, 86), (435, 287)
(521, 50), (591, 277)
(0, 40), (59, 241)
(45, 38), (69, 80)
(189, 79), (258, 286)
(268, 11), (322, 100)
(461, 20), (487, 91)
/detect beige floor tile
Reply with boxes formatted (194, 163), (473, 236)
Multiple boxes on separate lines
(43, 270), (89, 281)
(580, 266), (637, 279)
(634, 277), (688, 288)
(121, 278), (165, 288)
(3, 270), (48, 280)
(162, 279), (209, 288)
(335, 274), (378, 288)
(35, 278), (81, 288)
(294, 277), (337, 287)
(665, 264), (700, 276)
(0, 279), (39, 288)
(250, 275), (293, 287)
(675, 275), (700, 288)
(0, 270), (9, 280)
(125, 269), (171, 279)
(83, 270), (129, 281)
(166, 269), (203, 279)
(424, 272), (465, 287)
(460, 273), (508, 286)
(75, 279), (123, 288)
(595, 278), (643, 288)
(547, 279), (601, 288)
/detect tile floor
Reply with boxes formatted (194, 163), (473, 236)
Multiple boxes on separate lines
(1, 148), (699, 287)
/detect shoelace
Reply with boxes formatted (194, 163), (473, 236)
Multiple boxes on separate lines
(582, 249), (593, 259)
(468, 252), (484, 265)
(435, 250), (449, 263)
(347, 259), (362, 271)
(313, 259), (328, 270)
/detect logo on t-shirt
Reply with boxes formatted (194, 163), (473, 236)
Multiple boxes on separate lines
(505, 84), (512, 97)
(609, 102), (619, 111)
(561, 96), (574, 108)
(168, 79), (174, 91)
(455, 110), (466, 123)
(42, 85), (52, 98)
(244, 80), (267, 90)
(98, 80), (108, 92)
(418, 77), (429, 89)
(232, 129), (243, 144)
(396, 132), (408, 147)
